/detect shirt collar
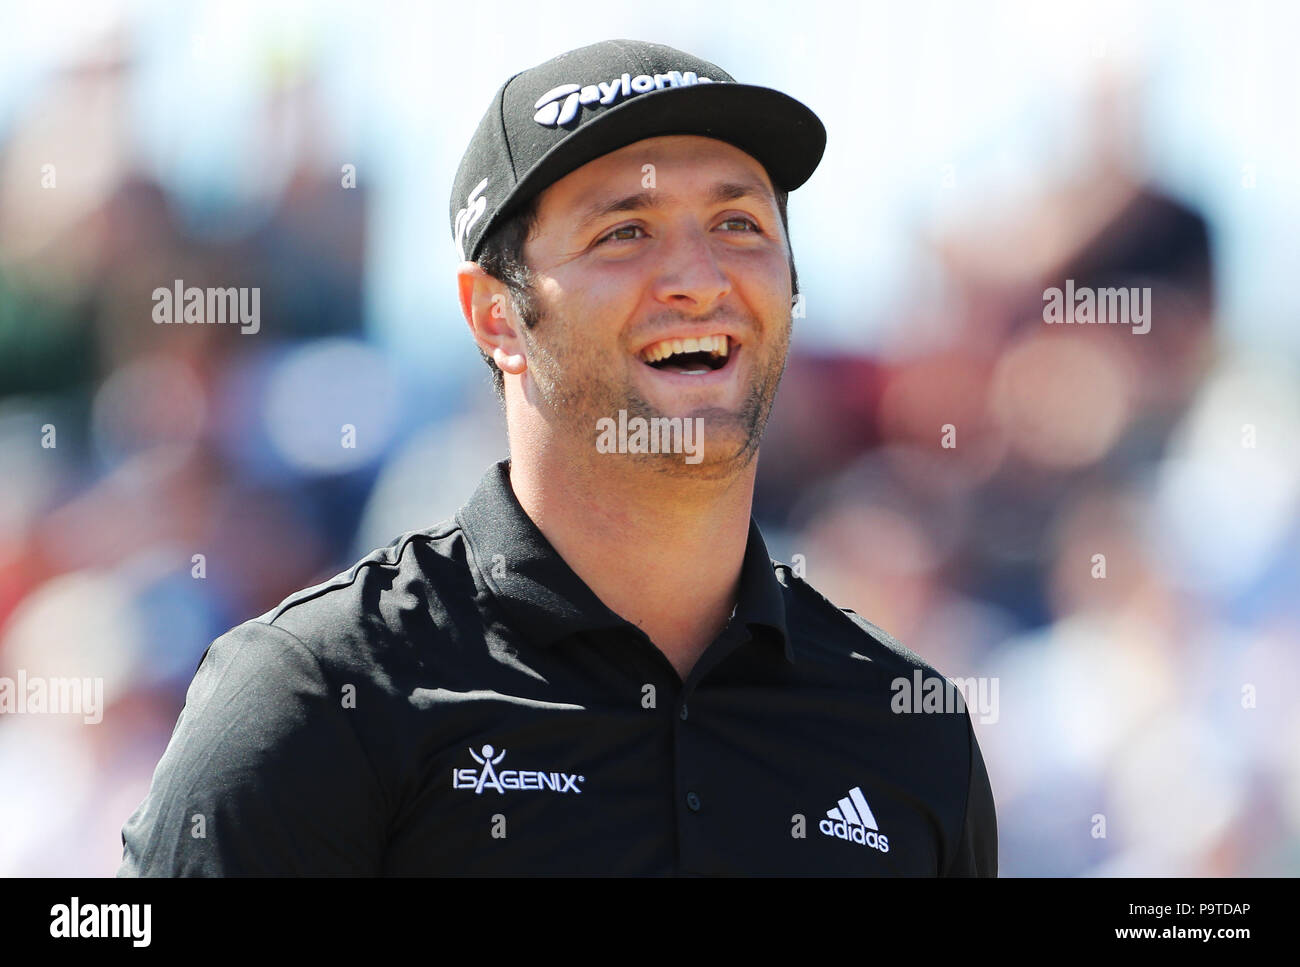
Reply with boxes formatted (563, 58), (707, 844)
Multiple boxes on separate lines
(456, 459), (794, 663)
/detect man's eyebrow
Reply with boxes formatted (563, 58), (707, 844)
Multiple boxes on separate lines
(571, 179), (775, 232)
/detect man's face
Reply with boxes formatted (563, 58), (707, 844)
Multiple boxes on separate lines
(514, 135), (794, 476)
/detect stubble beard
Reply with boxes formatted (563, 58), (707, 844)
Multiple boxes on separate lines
(519, 295), (791, 482)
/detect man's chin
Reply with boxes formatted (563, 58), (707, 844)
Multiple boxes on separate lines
(583, 375), (775, 478)
(614, 410), (760, 480)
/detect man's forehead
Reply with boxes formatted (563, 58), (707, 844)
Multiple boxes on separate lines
(537, 135), (777, 223)
(599, 133), (768, 165)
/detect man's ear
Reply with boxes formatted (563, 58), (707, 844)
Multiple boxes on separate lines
(457, 261), (527, 375)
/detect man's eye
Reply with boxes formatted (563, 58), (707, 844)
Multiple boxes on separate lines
(718, 217), (761, 233)
(597, 224), (645, 244)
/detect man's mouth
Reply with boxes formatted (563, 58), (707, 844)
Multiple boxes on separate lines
(638, 334), (732, 376)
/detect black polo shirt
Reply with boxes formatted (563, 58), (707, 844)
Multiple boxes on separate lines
(118, 458), (997, 876)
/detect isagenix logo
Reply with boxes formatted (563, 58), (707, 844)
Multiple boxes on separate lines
(451, 744), (585, 794)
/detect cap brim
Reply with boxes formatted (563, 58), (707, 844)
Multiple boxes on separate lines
(480, 82), (825, 255)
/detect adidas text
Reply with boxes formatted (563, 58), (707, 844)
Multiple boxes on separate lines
(819, 785), (890, 853)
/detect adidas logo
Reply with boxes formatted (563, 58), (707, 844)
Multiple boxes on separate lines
(818, 786), (891, 853)
(532, 71), (718, 127)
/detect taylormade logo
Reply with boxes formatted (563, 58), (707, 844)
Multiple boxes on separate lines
(533, 71), (718, 127)
(454, 178), (489, 261)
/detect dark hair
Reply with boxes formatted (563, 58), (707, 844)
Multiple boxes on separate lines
(473, 183), (796, 400)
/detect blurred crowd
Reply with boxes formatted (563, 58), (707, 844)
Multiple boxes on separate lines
(1, 19), (1297, 877)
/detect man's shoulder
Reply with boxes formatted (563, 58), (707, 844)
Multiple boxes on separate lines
(772, 561), (945, 680)
(208, 517), (476, 673)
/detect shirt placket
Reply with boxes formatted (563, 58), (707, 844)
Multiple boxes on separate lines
(670, 622), (753, 874)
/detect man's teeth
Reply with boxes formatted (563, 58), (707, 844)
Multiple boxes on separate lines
(640, 334), (730, 364)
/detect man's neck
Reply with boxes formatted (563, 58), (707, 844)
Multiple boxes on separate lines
(508, 447), (755, 682)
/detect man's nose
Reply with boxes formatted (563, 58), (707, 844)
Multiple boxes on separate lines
(650, 222), (731, 310)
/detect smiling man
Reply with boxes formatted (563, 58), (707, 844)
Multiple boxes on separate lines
(461, 131), (798, 681)
(118, 39), (996, 876)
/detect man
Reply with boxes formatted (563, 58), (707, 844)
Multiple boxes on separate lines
(118, 39), (996, 875)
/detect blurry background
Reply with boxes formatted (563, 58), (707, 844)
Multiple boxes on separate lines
(1, 0), (1296, 876)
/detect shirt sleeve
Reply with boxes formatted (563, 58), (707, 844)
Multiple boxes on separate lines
(117, 620), (389, 876)
(943, 711), (998, 877)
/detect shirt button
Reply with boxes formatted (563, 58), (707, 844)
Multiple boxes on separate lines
(679, 703), (689, 721)
(686, 791), (702, 812)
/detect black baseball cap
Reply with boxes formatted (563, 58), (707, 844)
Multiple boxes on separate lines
(449, 39), (826, 263)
